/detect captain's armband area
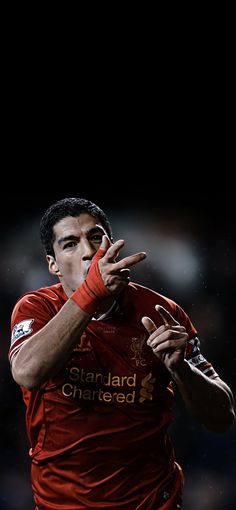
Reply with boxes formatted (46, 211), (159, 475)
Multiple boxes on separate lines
(186, 337), (218, 379)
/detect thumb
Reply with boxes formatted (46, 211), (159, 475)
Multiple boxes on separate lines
(142, 316), (157, 335)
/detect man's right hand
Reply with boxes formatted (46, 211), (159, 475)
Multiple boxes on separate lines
(98, 235), (146, 294)
(71, 235), (146, 314)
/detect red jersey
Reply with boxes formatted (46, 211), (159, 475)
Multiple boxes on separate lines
(9, 283), (218, 509)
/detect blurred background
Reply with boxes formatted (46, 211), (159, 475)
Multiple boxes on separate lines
(0, 188), (235, 510)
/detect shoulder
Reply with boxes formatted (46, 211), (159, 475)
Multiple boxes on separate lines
(126, 282), (178, 313)
(124, 282), (197, 336)
(11, 283), (66, 320)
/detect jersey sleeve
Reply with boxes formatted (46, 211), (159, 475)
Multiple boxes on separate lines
(175, 303), (218, 379)
(9, 293), (53, 363)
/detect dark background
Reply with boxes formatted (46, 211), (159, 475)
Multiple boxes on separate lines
(1, 187), (235, 510)
(2, 15), (235, 507)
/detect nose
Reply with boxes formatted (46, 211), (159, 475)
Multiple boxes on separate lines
(81, 239), (96, 260)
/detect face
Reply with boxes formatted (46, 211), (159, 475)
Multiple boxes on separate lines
(47, 213), (107, 296)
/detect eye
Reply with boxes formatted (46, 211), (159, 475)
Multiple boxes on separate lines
(63, 241), (77, 249)
(90, 234), (103, 243)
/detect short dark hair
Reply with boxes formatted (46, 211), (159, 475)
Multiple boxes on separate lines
(40, 197), (112, 256)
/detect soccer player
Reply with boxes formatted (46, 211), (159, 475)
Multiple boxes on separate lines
(9, 197), (234, 510)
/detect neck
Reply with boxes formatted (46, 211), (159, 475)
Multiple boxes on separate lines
(93, 296), (116, 319)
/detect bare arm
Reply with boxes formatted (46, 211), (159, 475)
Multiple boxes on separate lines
(12, 236), (146, 390)
(169, 360), (234, 432)
(142, 305), (235, 433)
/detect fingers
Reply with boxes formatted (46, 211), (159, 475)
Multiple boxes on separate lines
(104, 239), (146, 269)
(100, 234), (113, 253)
(105, 269), (131, 287)
(93, 235), (112, 262)
(142, 307), (180, 338)
(148, 330), (188, 352)
(105, 239), (125, 262)
(142, 306), (187, 366)
(119, 268), (130, 279)
(141, 316), (157, 334)
(113, 252), (146, 270)
(155, 305), (179, 326)
(98, 239), (146, 294)
(145, 324), (186, 344)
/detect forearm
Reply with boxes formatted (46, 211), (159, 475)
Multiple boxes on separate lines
(170, 360), (235, 432)
(11, 299), (91, 390)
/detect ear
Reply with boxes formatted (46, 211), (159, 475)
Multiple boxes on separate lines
(46, 255), (62, 277)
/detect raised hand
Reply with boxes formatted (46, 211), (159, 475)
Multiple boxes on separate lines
(98, 235), (146, 295)
(142, 305), (188, 371)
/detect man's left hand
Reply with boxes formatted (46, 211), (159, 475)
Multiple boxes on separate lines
(142, 305), (188, 372)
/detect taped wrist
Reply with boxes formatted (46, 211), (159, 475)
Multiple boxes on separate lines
(71, 247), (111, 315)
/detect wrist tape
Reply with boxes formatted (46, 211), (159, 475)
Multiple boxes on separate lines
(71, 247), (111, 315)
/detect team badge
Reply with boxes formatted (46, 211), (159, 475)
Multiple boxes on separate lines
(130, 334), (147, 367)
(11, 319), (34, 346)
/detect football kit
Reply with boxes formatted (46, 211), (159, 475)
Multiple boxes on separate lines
(10, 282), (218, 510)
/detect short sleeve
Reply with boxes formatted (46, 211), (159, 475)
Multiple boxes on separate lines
(9, 293), (54, 363)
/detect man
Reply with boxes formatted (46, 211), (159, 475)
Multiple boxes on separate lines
(9, 197), (234, 510)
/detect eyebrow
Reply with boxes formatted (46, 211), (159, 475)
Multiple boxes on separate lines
(57, 226), (105, 245)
